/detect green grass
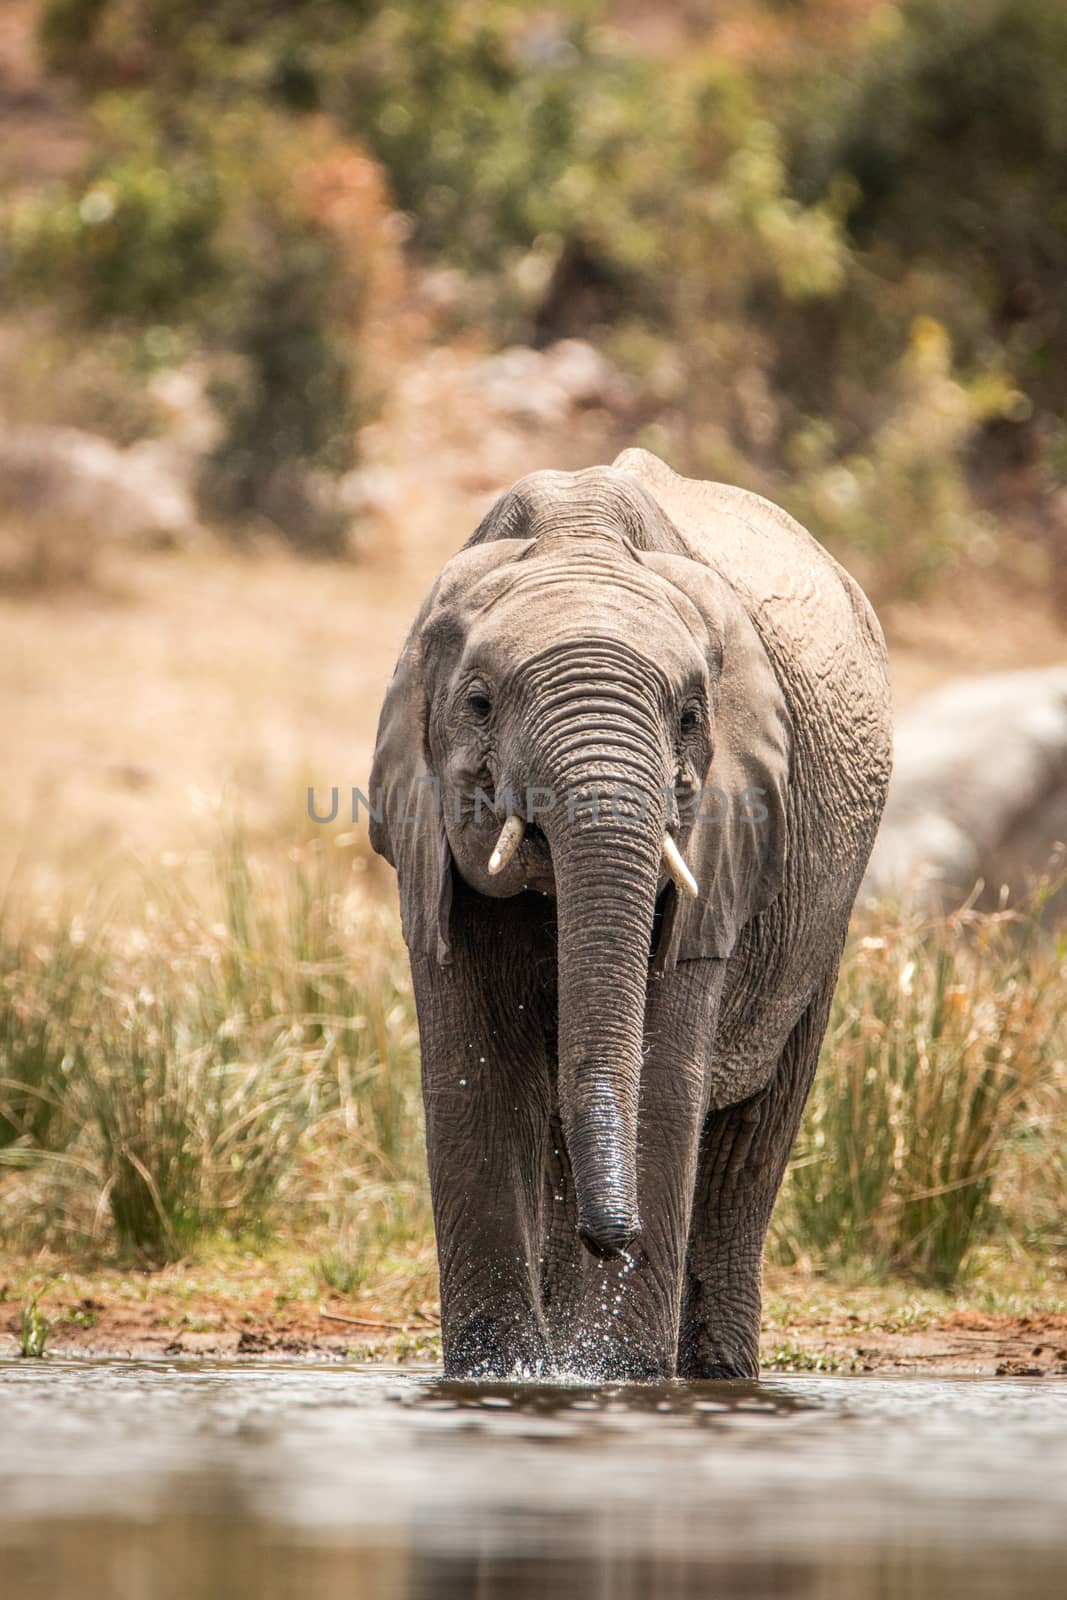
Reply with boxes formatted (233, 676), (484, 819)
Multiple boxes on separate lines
(19, 1291), (49, 1358)
(0, 922), (94, 1153)
(761, 1342), (853, 1374)
(1, 840), (1065, 1292)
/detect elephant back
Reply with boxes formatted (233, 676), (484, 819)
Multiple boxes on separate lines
(610, 444), (892, 946)
(612, 448), (893, 830)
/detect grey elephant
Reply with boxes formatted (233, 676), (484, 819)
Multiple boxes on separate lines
(369, 449), (891, 1380)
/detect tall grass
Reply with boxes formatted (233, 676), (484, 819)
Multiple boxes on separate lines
(0, 924), (92, 1153)
(2, 843), (1065, 1288)
(0, 836), (426, 1263)
(774, 901), (1067, 1285)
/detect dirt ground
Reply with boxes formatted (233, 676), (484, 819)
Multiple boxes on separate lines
(3, 1253), (1066, 1375)
(0, 339), (643, 899)
(759, 1274), (1067, 1378)
(4, 334), (1065, 907)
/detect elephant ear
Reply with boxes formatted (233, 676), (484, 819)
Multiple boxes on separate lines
(640, 552), (793, 970)
(368, 540), (531, 965)
(368, 626), (454, 966)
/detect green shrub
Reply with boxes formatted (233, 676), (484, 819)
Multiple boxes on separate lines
(37, 2), (847, 325)
(794, 0), (1067, 418)
(782, 316), (1008, 601)
(4, 94), (392, 548)
(193, 111), (370, 549)
(28, 0), (1067, 593)
(7, 98), (220, 322)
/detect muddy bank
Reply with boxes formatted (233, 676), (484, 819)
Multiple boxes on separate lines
(4, 1264), (1066, 1374)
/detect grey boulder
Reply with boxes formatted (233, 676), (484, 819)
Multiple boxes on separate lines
(863, 667), (1067, 908)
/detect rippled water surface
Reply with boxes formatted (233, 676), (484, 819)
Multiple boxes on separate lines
(1, 1361), (1065, 1598)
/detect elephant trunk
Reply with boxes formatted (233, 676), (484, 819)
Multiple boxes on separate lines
(551, 812), (660, 1256)
(527, 654), (667, 1259)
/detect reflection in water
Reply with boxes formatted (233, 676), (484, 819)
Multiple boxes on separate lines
(3, 1514), (1064, 1600)
(1, 1363), (1065, 1600)
(415, 1374), (815, 1416)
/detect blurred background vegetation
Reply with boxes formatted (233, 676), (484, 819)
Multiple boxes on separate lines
(1, 0), (1065, 592)
(2, 1), (1066, 1309)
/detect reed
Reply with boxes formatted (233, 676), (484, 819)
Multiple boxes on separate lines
(0, 836), (426, 1263)
(774, 899), (1067, 1285)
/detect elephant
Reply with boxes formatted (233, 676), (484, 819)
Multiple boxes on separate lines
(369, 448), (891, 1380)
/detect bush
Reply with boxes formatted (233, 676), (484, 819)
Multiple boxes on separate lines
(7, 111), (219, 322)
(793, 0), (1067, 432)
(37, 1), (847, 327)
(781, 316), (1007, 601)
(28, 0), (1067, 595)
(4, 91), (400, 548)
(195, 113), (388, 549)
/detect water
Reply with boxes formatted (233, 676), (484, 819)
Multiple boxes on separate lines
(1, 1360), (1065, 1599)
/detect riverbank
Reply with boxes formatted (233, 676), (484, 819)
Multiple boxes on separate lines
(4, 1249), (1064, 1375)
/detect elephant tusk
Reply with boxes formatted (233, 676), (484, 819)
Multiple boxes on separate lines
(488, 814), (525, 875)
(662, 833), (699, 899)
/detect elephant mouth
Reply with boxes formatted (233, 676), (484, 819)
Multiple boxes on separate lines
(481, 807), (698, 906)
(513, 820), (555, 894)
(469, 811), (556, 895)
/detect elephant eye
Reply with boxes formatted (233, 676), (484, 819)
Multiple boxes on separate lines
(680, 702), (704, 735)
(466, 689), (493, 719)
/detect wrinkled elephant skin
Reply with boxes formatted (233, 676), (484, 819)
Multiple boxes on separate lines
(369, 450), (891, 1379)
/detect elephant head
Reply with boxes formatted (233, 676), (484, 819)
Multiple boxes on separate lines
(369, 467), (791, 1259)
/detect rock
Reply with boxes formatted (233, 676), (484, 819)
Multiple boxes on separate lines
(544, 339), (628, 409)
(863, 667), (1067, 908)
(471, 339), (632, 429)
(0, 422), (203, 546)
(144, 364), (222, 461)
(337, 464), (407, 521)
(476, 346), (568, 427)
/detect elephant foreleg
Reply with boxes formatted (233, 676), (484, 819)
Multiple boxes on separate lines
(678, 978), (836, 1379)
(539, 1111), (585, 1359)
(410, 944), (555, 1379)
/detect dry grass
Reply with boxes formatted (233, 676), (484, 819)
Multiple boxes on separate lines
(773, 896), (1067, 1284)
(0, 337), (630, 901)
(0, 513), (101, 595)
(0, 833), (428, 1265)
